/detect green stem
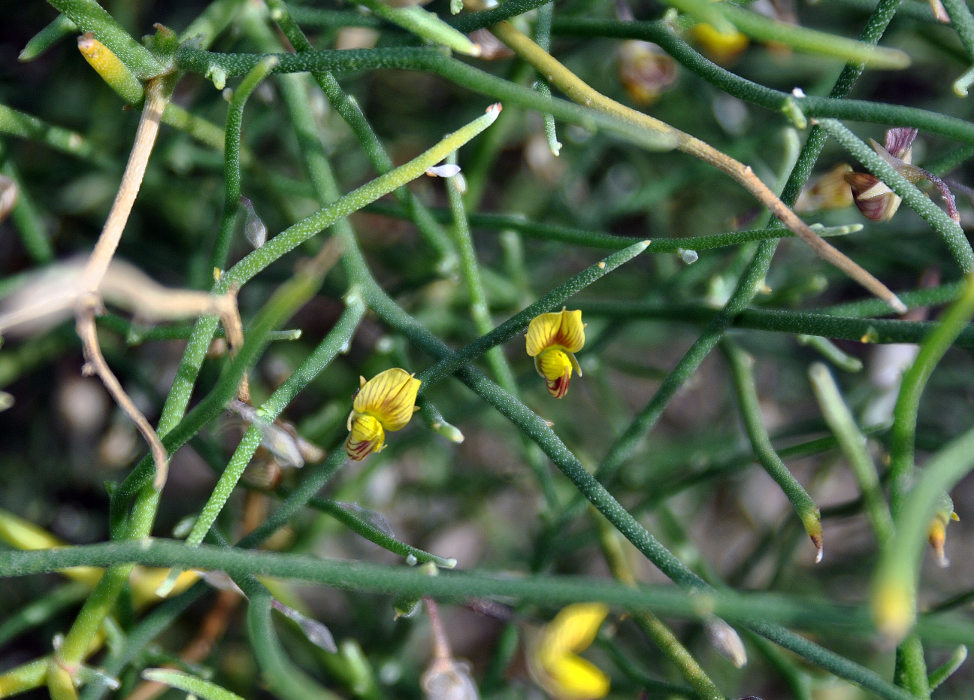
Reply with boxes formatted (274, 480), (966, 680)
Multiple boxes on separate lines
(723, 341), (823, 560)
(942, 0), (974, 85)
(140, 669), (244, 700)
(46, 0), (162, 79)
(0, 103), (112, 167)
(442, 151), (558, 508)
(367, 202), (862, 252)
(889, 275), (974, 513)
(311, 498), (456, 568)
(210, 55), (279, 272)
(716, 3), (909, 67)
(184, 297), (365, 548)
(574, 300), (974, 347)
(268, 0), (459, 273)
(0, 658), (48, 697)
(596, 514), (725, 700)
(18, 14), (77, 61)
(807, 363), (894, 545)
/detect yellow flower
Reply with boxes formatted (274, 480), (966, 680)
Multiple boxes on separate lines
(345, 368), (421, 461)
(528, 603), (610, 700)
(526, 308), (585, 398)
(688, 23), (749, 64)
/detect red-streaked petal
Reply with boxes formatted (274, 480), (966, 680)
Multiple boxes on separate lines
(345, 414), (385, 461)
(546, 373), (571, 399)
(526, 309), (585, 356)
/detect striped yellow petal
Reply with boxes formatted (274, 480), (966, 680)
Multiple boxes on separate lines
(526, 308), (585, 357)
(345, 414), (385, 461)
(353, 368), (421, 431)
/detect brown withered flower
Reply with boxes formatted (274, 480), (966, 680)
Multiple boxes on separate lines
(844, 127), (959, 223)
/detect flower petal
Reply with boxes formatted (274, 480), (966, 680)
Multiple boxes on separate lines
(537, 349), (574, 398)
(884, 127), (918, 161)
(541, 603), (609, 658)
(795, 164), (854, 212)
(556, 309), (586, 352)
(541, 653), (611, 700)
(845, 172), (902, 221)
(353, 368), (421, 431)
(345, 414), (385, 461)
(526, 309), (585, 356)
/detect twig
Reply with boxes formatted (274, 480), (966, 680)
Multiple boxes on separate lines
(490, 21), (907, 314)
(73, 78), (171, 490)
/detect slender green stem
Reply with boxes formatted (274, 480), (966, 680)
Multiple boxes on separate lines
(0, 658), (49, 696)
(238, 576), (342, 699)
(596, 514), (725, 700)
(210, 55), (279, 272)
(442, 151), (558, 507)
(311, 498), (456, 568)
(0, 583), (88, 648)
(18, 14), (77, 61)
(574, 300), (974, 347)
(0, 157), (54, 263)
(184, 297), (364, 548)
(942, 0), (974, 81)
(927, 645), (967, 689)
(0, 103), (112, 167)
(889, 275), (974, 513)
(268, 0), (461, 273)
(46, 0), (163, 79)
(367, 202), (862, 252)
(714, 3), (909, 67)
(444, 154), (515, 391)
(807, 363), (894, 545)
(533, 2), (561, 156)
(872, 421), (974, 639)
(797, 335), (864, 373)
(179, 0), (248, 47)
(724, 341), (823, 560)
(353, 0), (479, 55)
(141, 669), (244, 700)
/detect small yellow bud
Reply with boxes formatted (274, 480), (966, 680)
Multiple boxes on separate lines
(77, 33), (144, 104)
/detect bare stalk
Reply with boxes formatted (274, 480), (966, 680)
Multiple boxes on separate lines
(74, 79), (171, 489)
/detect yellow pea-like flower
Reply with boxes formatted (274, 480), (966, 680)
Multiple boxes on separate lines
(528, 603), (611, 700)
(526, 308), (585, 398)
(345, 368), (421, 461)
